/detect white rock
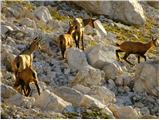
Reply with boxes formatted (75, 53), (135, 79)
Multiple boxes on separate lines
(108, 104), (139, 119)
(72, 1), (146, 25)
(86, 44), (116, 69)
(88, 86), (116, 105)
(6, 93), (35, 109)
(134, 60), (159, 96)
(20, 18), (35, 28)
(71, 66), (104, 87)
(94, 20), (107, 36)
(34, 6), (52, 23)
(1, 25), (13, 35)
(54, 86), (83, 106)
(80, 95), (114, 118)
(66, 48), (89, 70)
(102, 61), (123, 80)
(34, 90), (72, 112)
(72, 84), (91, 94)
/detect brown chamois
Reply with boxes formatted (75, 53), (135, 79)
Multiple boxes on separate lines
(116, 37), (158, 65)
(59, 22), (75, 58)
(12, 37), (42, 78)
(72, 17), (97, 50)
(14, 67), (40, 96)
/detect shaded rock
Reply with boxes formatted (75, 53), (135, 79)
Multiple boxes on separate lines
(108, 104), (139, 119)
(88, 86), (116, 105)
(102, 61), (123, 80)
(80, 95), (114, 118)
(1, 46), (15, 72)
(54, 86), (83, 106)
(72, 1), (145, 25)
(66, 48), (88, 70)
(147, 1), (159, 9)
(34, 6), (52, 23)
(134, 60), (159, 96)
(20, 18), (36, 28)
(71, 66), (104, 87)
(1, 25), (13, 35)
(1, 83), (17, 100)
(34, 90), (72, 112)
(86, 44), (116, 69)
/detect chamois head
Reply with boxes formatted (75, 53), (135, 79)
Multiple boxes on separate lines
(29, 37), (42, 51)
(151, 37), (158, 47)
(67, 22), (76, 34)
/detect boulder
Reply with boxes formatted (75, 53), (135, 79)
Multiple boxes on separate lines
(72, 84), (91, 94)
(66, 48), (89, 70)
(71, 66), (104, 87)
(93, 20), (107, 36)
(6, 93), (35, 109)
(34, 6), (52, 23)
(54, 86), (83, 106)
(134, 60), (159, 96)
(34, 90), (72, 112)
(80, 95), (114, 118)
(1, 25), (13, 35)
(147, 1), (159, 9)
(108, 104), (139, 119)
(86, 44), (116, 69)
(72, 1), (145, 25)
(1, 46), (15, 72)
(20, 18), (36, 28)
(102, 61), (123, 80)
(1, 83), (17, 100)
(88, 86), (116, 105)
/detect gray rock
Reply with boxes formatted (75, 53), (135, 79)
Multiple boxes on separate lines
(134, 60), (159, 96)
(54, 86), (83, 106)
(1, 83), (17, 99)
(34, 90), (72, 112)
(66, 48), (89, 70)
(108, 104), (140, 119)
(72, 1), (146, 25)
(102, 61), (123, 80)
(86, 44), (116, 69)
(71, 65), (104, 87)
(34, 6), (52, 24)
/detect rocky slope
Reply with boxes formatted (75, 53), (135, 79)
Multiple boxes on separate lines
(1, 1), (159, 119)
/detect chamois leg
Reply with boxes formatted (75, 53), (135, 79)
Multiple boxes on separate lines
(25, 84), (31, 97)
(35, 81), (40, 95)
(141, 54), (146, 61)
(137, 55), (141, 63)
(123, 53), (133, 65)
(61, 48), (66, 59)
(77, 33), (80, 49)
(81, 31), (84, 50)
(116, 49), (123, 61)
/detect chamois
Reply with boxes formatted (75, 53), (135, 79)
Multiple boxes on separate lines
(72, 17), (97, 50)
(14, 67), (40, 96)
(59, 22), (75, 58)
(116, 37), (158, 65)
(12, 37), (42, 78)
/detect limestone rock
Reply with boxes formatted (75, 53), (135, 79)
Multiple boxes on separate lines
(71, 66), (104, 87)
(72, 1), (146, 25)
(134, 60), (159, 96)
(80, 95), (114, 118)
(34, 90), (72, 112)
(54, 86), (83, 106)
(88, 86), (116, 105)
(102, 62), (123, 80)
(108, 104), (139, 119)
(1, 83), (17, 100)
(66, 48), (88, 70)
(34, 6), (52, 23)
(86, 44), (116, 69)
